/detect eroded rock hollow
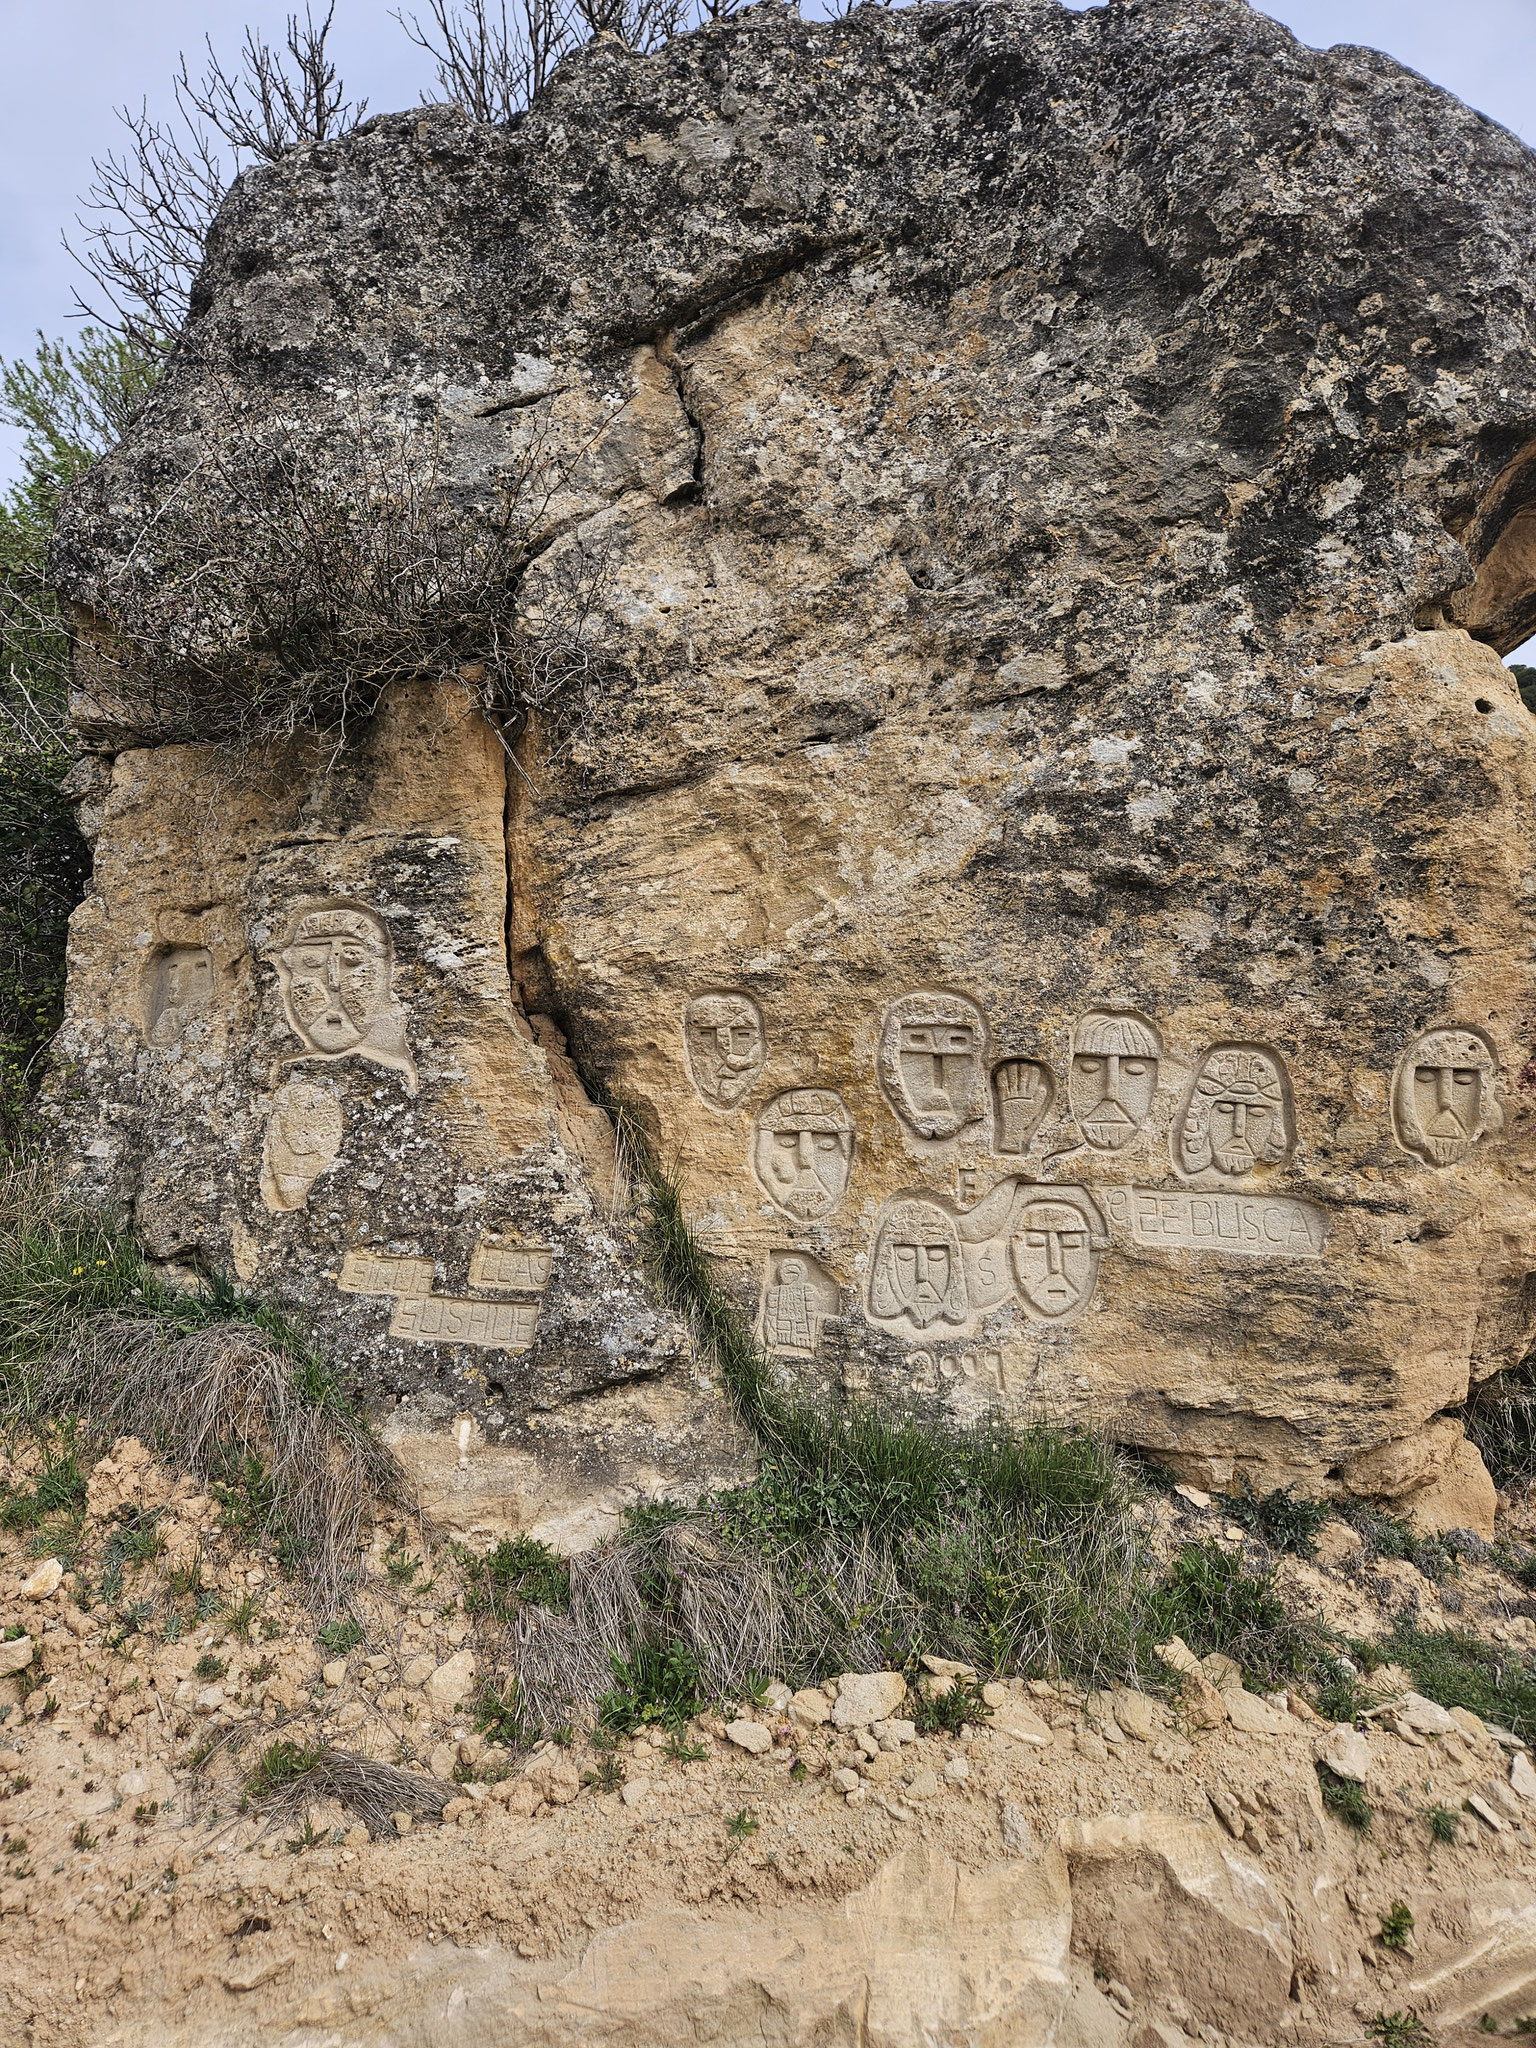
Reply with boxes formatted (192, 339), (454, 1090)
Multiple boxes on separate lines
(48, 0), (1536, 1534)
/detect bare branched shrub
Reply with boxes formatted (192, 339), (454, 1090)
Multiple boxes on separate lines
(396, 0), (574, 120)
(44, 1313), (416, 1617)
(81, 388), (616, 764)
(69, 7), (363, 347)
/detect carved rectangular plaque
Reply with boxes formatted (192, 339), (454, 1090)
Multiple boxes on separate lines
(338, 1250), (436, 1298)
(469, 1242), (553, 1294)
(389, 1293), (541, 1351)
(1098, 1186), (1327, 1258)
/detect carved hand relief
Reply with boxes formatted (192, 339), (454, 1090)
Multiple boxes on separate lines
(1068, 1010), (1162, 1151)
(1008, 1191), (1108, 1322)
(146, 945), (214, 1047)
(879, 992), (989, 1140)
(759, 1250), (840, 1356)
(271, 899), (417, 1094)
(682, 991), (765, 1110)
(260, 1080), (344, 1212)
(1174, 1043), (1295, 1179)
(992, 1058), (1054, 1154)
(1392, 1026), (1501, 1166)
(752, 1088), (854, 1221)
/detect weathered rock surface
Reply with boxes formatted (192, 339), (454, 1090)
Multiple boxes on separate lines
(49, 0), (1536, 1502)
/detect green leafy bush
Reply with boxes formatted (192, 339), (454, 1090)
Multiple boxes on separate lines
(1318, 1763), (1373, 1833)
(598, 1642), (707, 1735)
(1217, 1476), (1332, 1558)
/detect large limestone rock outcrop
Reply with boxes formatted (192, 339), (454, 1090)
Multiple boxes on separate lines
(49, 0), (1536, 1508)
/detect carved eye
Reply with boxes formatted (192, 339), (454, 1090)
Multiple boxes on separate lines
(1121, 1060), (1148, 1077)
(292, 947), (328, 971)
(1023, 1232), (1048, 1247)
(1452, 1069), (1477, 1086)
(1076, 1057), (1103, 1075)
(815, 1134), (839, 1152)
(1060, 1233), (1086, 1250)
(1415, 1067), (1435, 1084)
(339, 947), (366, 968)
(774, 1131), (798, 1149)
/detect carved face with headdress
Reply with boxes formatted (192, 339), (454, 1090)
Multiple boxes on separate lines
(1393, 1027), (1499, 1167)
(868, 1196), (968, 1331)
(1176, 1044), (1293, 1178)
(751, 1089), (854, 1220)
(879, 992), (988, 1140)
(682, 991), (765, 1109)
(272, 901), (417, 1093)
(1008, 1193), (1107, 1321)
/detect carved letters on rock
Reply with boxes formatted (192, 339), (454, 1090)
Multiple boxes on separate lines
(259, 1080), (344, 1213)
(879, 992), (989, 1140)
(1174, 1043), (1295, 1180)
(758, 1250), (840, 1356)
(335, 1232), (553, 1353)
(145, 945), (215, 1047)
(682, 991), (765, 1110)
(1098, 1186), (1327, 1258)
(1068, 1011), (1162, 1151)
(271, 899), (417, 1094)
(752, 1088), (855, 1221)
(1392, 1026), (1501, 1166)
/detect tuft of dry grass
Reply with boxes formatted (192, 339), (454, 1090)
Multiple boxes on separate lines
(44, 1314), (415, 1617)
(249, 1746), (452, 1840)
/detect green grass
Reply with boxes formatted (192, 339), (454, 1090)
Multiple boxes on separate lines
(598, 1641), (707, 1735)
(1380, 1902), (1415, 1951)
(1148, 1539), (1334, 1691)
(1216, 1476), (1332, 1558)
(472, 1676), (539, 1750)
(1423, 1803), (1460, 1845)
(912, 1675), (992, 1734)
(247, 1739), (324, 1795)
(1384, 1621), (1536, 1749)
(1462, 1353), (1536, 1488)
(1318, 1763), (1373, 1833)
(461, 1533), (571, 1620)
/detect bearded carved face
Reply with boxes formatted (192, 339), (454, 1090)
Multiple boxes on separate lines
(752, 1089), (855, 1220)
(868, 1197), (968, 1331)
(879, 993), (989, 1140)
(1176, 1044), (1294, 1179)
(1393, 1028), (1499, 1166)
(1008, 1196), (1106, 1321)
(272, 900), (417, 1093)
(682, 992), (765, 1109)
(1068, 1010), (1162, 1151)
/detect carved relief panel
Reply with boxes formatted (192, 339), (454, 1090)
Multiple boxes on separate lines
(752, 1088), (855, 1221)
(682, 991), (765, 1110)
(879, 992), (989, 1139)
(1007, 1189), (1108, 1322)
(260, 1079), (344, 1213)
(1392, 1026), (1501, 1165)
(992, 1057), (1054, 1154)
(758, 1250), (840, 1356)
(271, 899), (417, 1093)
(1068, 1010), (1162, 1151)
(145, 945), (214, 1047)
(868, 1196), (969, 1331)
(1174, 1043), (1295, 1179)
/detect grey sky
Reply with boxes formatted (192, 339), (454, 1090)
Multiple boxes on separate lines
(2, 0), (1534, 655)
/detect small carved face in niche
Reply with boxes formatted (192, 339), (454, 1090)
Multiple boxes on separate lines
(869, 1197), (968, 1331)
(1176, 1044), (1294, 1178)
(260, 1080), (344, 1213)
(682, 991), (765, 1110)
(752, 1089), (854, 1221)
(759, 1250), (839, 1356)
(992, 1058), (1054, 1155)
(1009, 1195), (1107, 1322)
(273, 901), (417, 1093)
(1068, 1010), (1162, 1151)
(879, 992), (989, 1140)
(1393, 1027), (1500, 1166)
(147, 945), (214, 1047)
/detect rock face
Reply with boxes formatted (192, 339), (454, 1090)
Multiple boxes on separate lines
(49, 0), (1536, 1508)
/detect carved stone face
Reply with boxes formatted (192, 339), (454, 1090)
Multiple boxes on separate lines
(1176, 1044), (1294, 1178)
(1068, 1010), (1162, 1151)
(879, 992), (988, 1139)
(147, 945), (214, 1046)
(272, 901), (417, 1093)
(260, 1079), (344, 1213)
(992, 1058), (1054, 1154)
(752, 1089), (854, 1220)
(868, 1197), (968, 1331)
(1009, 1197), (1104, 1321)
(1394, 1027), (1499, 1166)
(682, 991), (765, 1109)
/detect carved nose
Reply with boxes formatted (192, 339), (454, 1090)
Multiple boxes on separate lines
(1046, 1234), (1063, 1275)
(1436, 1068), (1453, 1110)
(796, 1131), (816, 1169)
(325, 951), (341, 989)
